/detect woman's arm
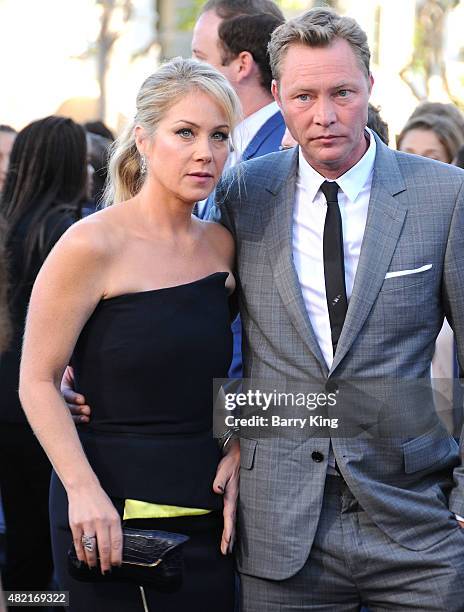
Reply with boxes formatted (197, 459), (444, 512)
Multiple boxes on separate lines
(202, 220), (241, 553)
(19, 219), (122, 573)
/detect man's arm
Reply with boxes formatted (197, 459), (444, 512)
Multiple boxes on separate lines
(207, 167), (239, 232)
(442, 177), (464, 519)
(207, 171), (243, 551)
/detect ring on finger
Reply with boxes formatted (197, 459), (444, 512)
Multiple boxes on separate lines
(81, 534), (97, 552)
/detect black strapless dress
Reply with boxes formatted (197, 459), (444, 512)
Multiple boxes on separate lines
(49, 272), (235, 611)
(72, 270), (232, 509)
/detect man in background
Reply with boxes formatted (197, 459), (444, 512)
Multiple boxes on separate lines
(193, 0), (286, 218)
(193, 0), (285, 378)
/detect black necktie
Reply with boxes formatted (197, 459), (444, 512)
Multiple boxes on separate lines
(320, 181), (348, 353)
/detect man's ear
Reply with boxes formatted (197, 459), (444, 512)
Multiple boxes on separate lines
(271, 79), (282, 109)
(235, 51), (254, 83)
(367, 72), (374, 96)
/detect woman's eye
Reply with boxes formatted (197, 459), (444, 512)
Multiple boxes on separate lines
(211, 131), (229, 141)
(176, 128), (193, 138)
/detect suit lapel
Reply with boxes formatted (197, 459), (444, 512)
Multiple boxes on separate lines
(242, 111), (284, 161)
(261, 148), (329, 375)
(330, 139), (407, 373)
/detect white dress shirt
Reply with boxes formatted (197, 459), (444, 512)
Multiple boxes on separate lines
(293, 129), (376, 368)
(293, 129), (376, 473)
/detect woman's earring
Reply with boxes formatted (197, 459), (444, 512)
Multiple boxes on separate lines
(140, 155), (147, 175)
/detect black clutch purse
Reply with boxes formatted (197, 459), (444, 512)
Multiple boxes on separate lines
(68, 527), (190, 592)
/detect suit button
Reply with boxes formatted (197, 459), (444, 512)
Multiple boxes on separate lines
(325, 380), (338, 393)
(312, 451), (324, 463)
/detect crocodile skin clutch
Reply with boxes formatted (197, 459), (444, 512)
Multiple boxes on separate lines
(68, 527), (190, 591)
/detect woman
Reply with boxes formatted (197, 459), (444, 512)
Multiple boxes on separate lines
(396, 112), (462, 163)
(19, 58), (241, 611)
(0, 116), (86, 593)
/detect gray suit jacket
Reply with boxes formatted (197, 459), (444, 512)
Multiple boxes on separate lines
(212, 134), (464, 580)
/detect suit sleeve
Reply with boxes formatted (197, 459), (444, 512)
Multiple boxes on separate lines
(442, 178), (464, 516)
(208, 171), (240, 321)
(206, 170), (238, 237)
(208, 172), (243, 442)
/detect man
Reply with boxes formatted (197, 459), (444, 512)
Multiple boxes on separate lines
(210, 8), (464, 610)
(64, 8), (464, 609)
(0, 125), (16, 194)
(192, 0), (286, 219)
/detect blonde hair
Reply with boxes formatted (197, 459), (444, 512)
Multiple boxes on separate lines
(268, 7), (371, 83)
(104, 57), (242, 206)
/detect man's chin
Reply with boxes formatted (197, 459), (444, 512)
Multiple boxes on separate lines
(308, 152), (346, 168)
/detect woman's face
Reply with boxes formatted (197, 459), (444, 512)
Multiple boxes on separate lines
(398, 128), (449, 163)
(138, 89), (231, 204)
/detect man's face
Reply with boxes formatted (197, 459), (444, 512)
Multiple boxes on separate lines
(272, 39), (373, 178)
(191, 10), (236, 84)
(192, 10), (224, 70)
(0, 131), (16, 192)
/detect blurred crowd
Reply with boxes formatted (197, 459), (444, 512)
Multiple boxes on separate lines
(1, 0), (464, 607)
(0, 118), (114, 606)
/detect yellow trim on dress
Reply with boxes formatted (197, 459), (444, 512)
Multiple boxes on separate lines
(123, 499), (212, 520)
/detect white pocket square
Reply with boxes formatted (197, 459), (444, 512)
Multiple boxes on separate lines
(385, 264), (432, 279)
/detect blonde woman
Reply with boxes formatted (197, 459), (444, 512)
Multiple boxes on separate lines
(19, 58), (241, 611)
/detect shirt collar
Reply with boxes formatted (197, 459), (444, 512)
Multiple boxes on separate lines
(297, 127), (377, 204)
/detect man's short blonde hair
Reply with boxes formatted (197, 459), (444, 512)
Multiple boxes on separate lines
(268, 7), (371, 82)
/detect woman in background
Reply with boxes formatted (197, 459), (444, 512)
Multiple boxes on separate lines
(0, 213), (11, 353)
(0, 116), (86, 593)
(19, 58), (241, 612)
(397, 112), (462, 163)
(0, 213), (10, 612)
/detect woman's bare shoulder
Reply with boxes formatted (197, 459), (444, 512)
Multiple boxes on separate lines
(55, 205), (126, 262)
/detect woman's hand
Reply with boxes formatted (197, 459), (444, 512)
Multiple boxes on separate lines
(61, 365), (91, 424)
(213, 438), (240, 555)
(67, 482), (123, 573)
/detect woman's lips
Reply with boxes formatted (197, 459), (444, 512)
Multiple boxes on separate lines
(187, 172), (214, 183)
